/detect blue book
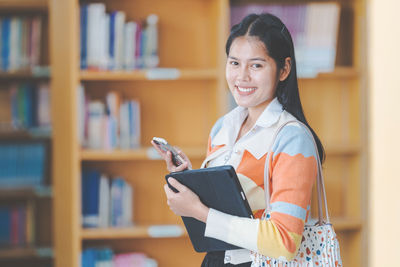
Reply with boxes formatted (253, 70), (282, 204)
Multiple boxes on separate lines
(111, 178), (125, 227)
(0, 206), (11, 245)
(80, 5), (88, 70)
(0, 146), (5, 180)
(82, 170), (100, 228)
(109, 12), (117, 70)
(127, 101), (132, 148)
(25, 84), (34, 128)
(31, 143), (45, 186)
(82, 248), (96, 267)
(31, 84), (39, 127)
(1, 17), (10, 71)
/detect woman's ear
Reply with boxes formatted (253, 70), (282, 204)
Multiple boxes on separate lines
(279, 57), (291, 81)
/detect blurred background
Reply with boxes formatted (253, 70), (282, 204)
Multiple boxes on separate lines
(0, 0), (398, 266)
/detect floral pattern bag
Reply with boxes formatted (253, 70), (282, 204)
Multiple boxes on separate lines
(251, 121), (342, 267)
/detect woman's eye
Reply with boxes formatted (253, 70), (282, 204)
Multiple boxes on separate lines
(229, 61), (239, 66)
(252, 63), (262, 68)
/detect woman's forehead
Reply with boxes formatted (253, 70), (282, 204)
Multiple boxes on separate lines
(229, 36), (269, 59)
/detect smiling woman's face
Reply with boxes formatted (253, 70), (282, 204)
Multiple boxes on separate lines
(226, 36), (280, 112)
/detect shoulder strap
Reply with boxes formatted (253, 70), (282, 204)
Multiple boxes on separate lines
(263, 120), (330, 225)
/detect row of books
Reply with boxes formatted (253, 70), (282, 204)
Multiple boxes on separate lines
(0, 16), (42, 72)
(82, 248), (157, 267)
(78, 85), (141, 150)
(230, 2), (340, 78)
(82, 170), (133, 228)
(0, 203), (35, 247)
(0, 83), (51, 131)
(80, 3), (159, 71)
(0, 142), (47, 187)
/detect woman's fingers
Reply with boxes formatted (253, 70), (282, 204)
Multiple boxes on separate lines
(175, 147), (193, 170)
(167, 177), (187, 192)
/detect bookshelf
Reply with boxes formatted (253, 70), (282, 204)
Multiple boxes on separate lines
(50, 1), (366, 267)
(0, 0), (53, 266)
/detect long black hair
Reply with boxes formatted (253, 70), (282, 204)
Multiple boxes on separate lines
(226, 13), (325, 163)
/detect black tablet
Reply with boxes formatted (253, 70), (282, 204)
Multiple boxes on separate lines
(165, 165), (253, 252)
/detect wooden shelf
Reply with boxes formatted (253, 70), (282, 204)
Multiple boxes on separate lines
(0, 127), (52, 139)
(0, 186), (52, 199)
(0, 0), (47, 10)
(300, 67), (359, 80)
(0, 246), (53, 259)
(331, 217), (362, 232)
(80, 68), (218, 81)
(325, 143), (360, 156)
(0, 68), (51, 80)
(81, 224), (187, 240)
(80, 146), (206, 161)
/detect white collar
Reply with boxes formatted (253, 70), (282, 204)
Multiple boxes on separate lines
(211, 97), (284, 150)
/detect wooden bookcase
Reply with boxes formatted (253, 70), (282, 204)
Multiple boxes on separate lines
(0, 1), (53, 267)
(49, 0), (366, 267)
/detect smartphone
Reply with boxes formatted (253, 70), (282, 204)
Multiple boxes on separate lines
(152, 137), (185, 167)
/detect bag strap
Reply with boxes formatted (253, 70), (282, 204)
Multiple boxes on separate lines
(263, 120), (330, 225)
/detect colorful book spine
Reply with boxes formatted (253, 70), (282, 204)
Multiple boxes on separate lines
(79, 85), (141, 150)
(80, 3), (159, 70)
(81, 170), (133, 228)
(82, 248), (158, 267)
(0, 142), (47, 187)
(0, 204), (35, 246)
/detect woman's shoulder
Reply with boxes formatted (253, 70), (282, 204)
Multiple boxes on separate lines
(209, 115), (225, 140)
(273, 112), (317, 158)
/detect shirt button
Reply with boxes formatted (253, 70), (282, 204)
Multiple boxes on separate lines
(224, 155), (230, 161)
(224, 255), (231, 262)
(234, 149), (241, 154)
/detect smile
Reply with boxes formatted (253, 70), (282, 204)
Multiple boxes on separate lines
(236, 86), (256, 94)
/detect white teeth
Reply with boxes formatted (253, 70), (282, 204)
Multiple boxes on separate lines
(237, 86), (256, 92)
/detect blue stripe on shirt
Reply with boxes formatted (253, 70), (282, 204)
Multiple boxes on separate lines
(271, 201), (307, 221)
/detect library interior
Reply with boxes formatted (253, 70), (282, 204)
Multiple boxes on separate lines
(0, 0), (398, 267)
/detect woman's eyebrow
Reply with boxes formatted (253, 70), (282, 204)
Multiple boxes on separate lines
(227, 56), (266, 62)
(249, 57), (266, 62)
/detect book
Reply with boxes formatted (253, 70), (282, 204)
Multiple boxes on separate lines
(82, 170), (101, 228)
(98, 174), (110, 228)
(79, 3), (159, 70)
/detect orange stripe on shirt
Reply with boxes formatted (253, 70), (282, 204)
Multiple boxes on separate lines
(236, 150), (267, 187)
(270, 152), (317, 208)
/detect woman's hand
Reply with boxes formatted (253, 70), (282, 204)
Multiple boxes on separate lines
(150, 140), (192, 172)
(164, 177), (209, 223)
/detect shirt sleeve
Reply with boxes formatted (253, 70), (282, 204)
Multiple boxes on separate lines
(204, 124), (318, 261)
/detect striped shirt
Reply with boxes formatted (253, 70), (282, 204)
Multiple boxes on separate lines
(201, 98), (317, 264)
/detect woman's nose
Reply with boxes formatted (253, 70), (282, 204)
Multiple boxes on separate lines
(237, 66), (250, 81)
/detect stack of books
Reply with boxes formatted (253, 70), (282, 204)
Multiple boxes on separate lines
(80, 3), (159, 71)
(0, 142), (47, 188)
(0, 203), (35, 247)
(81, 170), (133, 228)
(82, 248), (157, 267)
(0, 16), (42, 73)
(0, 83), (51, 131)
(78, 85), (140, 150)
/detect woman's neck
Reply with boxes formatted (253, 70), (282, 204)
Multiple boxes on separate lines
(235, 99), (273, 142)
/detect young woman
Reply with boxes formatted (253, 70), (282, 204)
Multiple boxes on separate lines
(151, 13), (325, 267)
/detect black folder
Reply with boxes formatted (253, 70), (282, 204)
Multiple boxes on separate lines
(165, 165), (253, 252)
